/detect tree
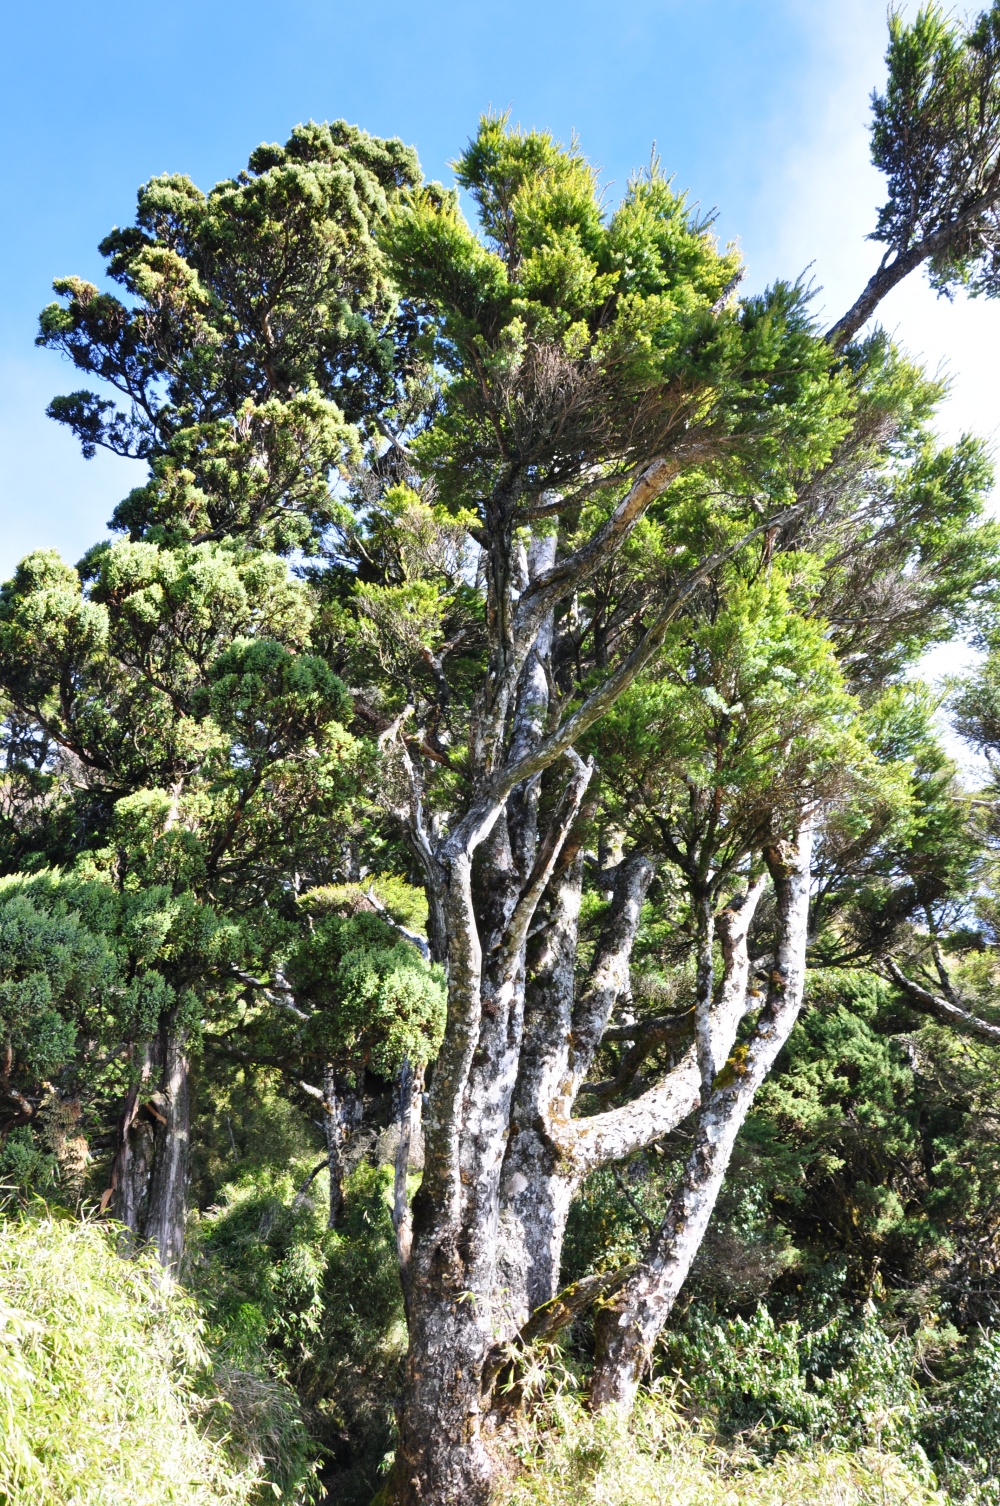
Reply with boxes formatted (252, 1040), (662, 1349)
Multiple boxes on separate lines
(365, 17), (1000, 1485)
(5, 10), (1000, 1498)
(37, 121), (420, 554)
(831, 1), (1000, 347)
(0, 121), (423, 1264)
(0, 539), (363, 1261)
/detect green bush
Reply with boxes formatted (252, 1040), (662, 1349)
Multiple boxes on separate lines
(929, 1329), (1000, 1505)
(192, 1159), (406, 1505)
(663, 1301), (929, 1470)
(0, 1209), (314, 1505)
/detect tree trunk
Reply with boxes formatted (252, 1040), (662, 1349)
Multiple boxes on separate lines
(143, 1026), (191, 1270)
(590, 825), (813, 1410)
(321, 1065), (361, 1229)
(497, 842), (586, 1327)
(393, 1056), (424, 1306)
(389, 524), (605, 1504)
(115, 1016), (191, 1269)
(497, 847), (658, 1326)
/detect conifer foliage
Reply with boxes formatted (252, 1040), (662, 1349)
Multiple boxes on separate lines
(5, 9), (1000, 1506)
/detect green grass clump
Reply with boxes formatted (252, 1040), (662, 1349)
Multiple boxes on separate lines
(505, 1389), (945, 1506)
(0, 1210), (272, 1505)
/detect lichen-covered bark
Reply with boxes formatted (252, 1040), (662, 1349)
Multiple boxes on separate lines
(388, 457), (811, 1501)
(497, 844), (586, 1327)
(497, 850), (654, 1327)
(590, 825), (813, 1410)
(392, 534), (593, 1506)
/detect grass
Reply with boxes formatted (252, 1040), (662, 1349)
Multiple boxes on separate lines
(504, 1387), (945, 1506)
(0, 1208), (274, 1506)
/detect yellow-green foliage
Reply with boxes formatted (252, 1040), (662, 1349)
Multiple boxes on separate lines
(506, 1390), (944, 1506)
(0, 1212), (266, 1506)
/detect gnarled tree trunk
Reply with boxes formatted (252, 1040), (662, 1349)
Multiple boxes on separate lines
(590, 823), (813, 1410)
(497, 848), (655, 1325)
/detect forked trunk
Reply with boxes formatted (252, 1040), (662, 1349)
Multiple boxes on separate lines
(498, 845), (586, 1325)
(590, 824), (813, 1410)
(391, 534), (588, 1505)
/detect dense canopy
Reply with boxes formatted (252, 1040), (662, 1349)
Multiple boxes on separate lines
(6, 8), (1000, 1506)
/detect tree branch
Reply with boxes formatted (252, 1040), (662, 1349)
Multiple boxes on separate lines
(884, 957), (1000, 1045)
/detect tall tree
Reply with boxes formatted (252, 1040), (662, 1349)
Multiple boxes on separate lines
(0, 122), (424, 1263)
(0, 540), (362, 1260)
(5, 11), (1000, 1497)
(366, 14), (1000, 1487)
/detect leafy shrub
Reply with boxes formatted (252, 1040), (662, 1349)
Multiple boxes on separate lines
(662, 1301), (930, 1471)
(0, 1208), (313, 1505)
(929, 1328), (1000, 1505)
(192, 1159), (406, 1505)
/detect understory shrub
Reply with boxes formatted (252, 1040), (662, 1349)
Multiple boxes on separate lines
(928, 1328), (1000, 1505)
(663, 1301), (929, 1468)
(191, 1159), (406, 1505)
(0, 1208), (312, 1506)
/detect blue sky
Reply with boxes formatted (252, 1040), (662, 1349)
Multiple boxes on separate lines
(1, 0), (998, 595)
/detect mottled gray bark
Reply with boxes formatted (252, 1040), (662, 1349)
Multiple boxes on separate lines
(390, 467), (822, 1502)
(393, 528), (592, 1506)
(590, 825), (813, 1410)
(496, 863), (770, 1341)
(497, 849), (654, 1327)
(143, 1027), (190, 1269)
(497, 843), (586, 1328)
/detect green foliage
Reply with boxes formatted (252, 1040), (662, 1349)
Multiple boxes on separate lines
(596, 569), (869, 882)
(6, 64), (1000, 1506)
(383, 116), (852, 514)
(290, 902), (445, 1075)
(871, 3), (1000, 295)
(504, 1388), (942, 1506)
(192, 1161), (406, 1506)
(663, 1303), (928, 1468)
(930, 1329), (1000, 1503)
(0, 1209), (314, 1504)
(37, 122), (421, 552)
(0, 870), (225, 1166)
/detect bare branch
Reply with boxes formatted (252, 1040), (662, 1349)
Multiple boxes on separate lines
(884, 958), (1000, 1045)
(827, 186), (1000, 349)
